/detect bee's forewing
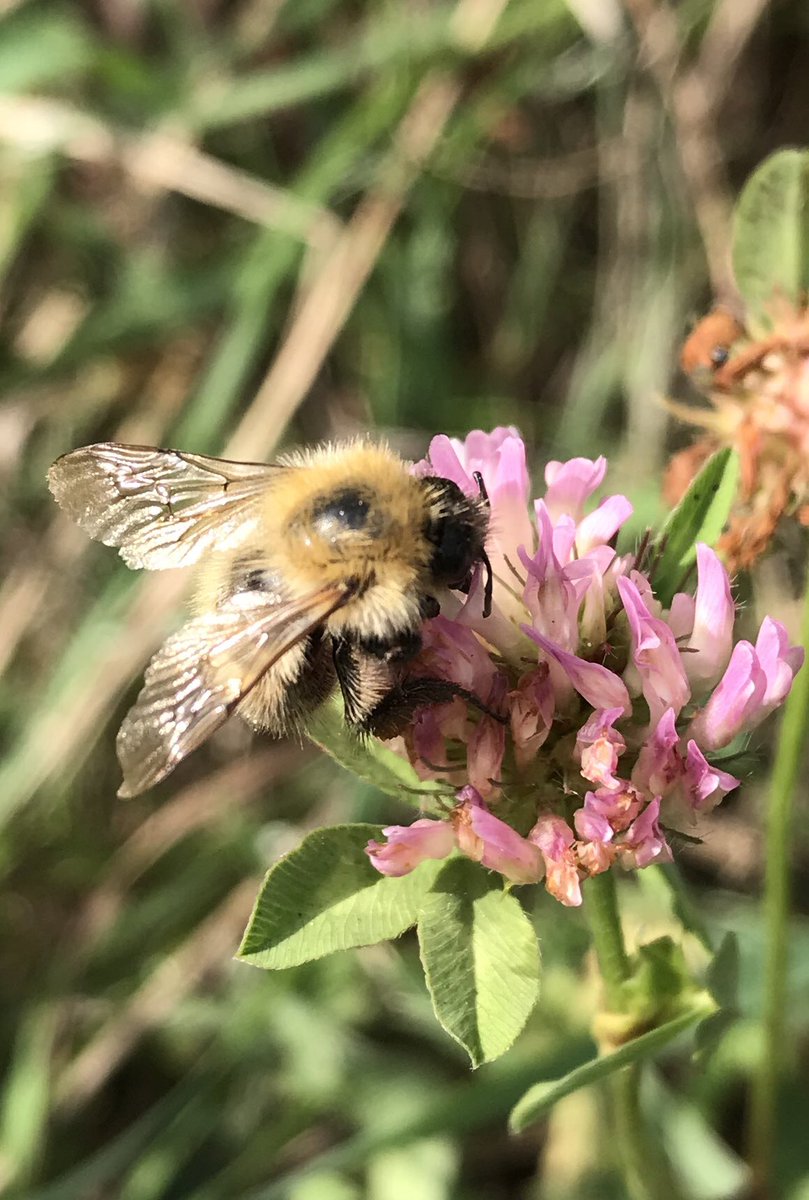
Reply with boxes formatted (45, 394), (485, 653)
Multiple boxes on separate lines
(116, 583), (351, 796)
(47, 442), (282, 569)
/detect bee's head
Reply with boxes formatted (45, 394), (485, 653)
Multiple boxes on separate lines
(422, 476), (492, 616)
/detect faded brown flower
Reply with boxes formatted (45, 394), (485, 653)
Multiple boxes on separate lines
(667, 303), (809, 570)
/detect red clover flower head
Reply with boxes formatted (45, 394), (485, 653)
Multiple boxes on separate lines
(366, 428), (803, 907)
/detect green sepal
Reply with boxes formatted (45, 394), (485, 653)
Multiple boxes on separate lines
(652, 447), (739, 606)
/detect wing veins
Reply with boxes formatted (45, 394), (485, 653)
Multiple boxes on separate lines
(48, 442), (285, 569)
(116, 584), (352, 796)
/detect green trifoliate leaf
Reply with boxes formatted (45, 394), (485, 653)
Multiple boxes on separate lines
(652, 447), (739, 606)
(732, 148), (809, 335)
(509, 1003), (714, 1132)
(417, 858), (540, 1067)
(238, 824), (441, 969)
(306, 696), (443, 803)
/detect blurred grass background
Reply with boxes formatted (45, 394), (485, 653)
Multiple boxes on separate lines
(2, 0), (809, 1197)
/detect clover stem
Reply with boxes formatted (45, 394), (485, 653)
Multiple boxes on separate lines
(584, 872), (630, 1009)
(585, 873), (686, 1200)
(748, 574), (809, 1193)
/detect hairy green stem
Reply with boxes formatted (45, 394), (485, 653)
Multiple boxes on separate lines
(584, 872), (631, 1009)
(748, 577), (809, 1193)
(585, 874), (686, 1200)
(611, 1066), (688, 1200)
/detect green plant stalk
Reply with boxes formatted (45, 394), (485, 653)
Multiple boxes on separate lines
(584, 874), (686, 1200)
(611, 1065), (688, 1200)
(748, 575), (809, 1191)
(584, 872), (631, 1010)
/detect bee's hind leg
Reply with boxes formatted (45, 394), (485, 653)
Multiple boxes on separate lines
(331, 639), (507, 741)
(359, 678), (507, 740)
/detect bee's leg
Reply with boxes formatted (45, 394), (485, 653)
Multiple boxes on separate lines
(332, 639), (507, 739)
(353, 675), (507, 741)
(332, 638), (395, 727)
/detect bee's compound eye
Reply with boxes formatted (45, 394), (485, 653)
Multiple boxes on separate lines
(311, 488), (370, 535)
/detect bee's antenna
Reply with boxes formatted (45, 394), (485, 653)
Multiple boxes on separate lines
(472, 471), (489, 506)
(480, 549), (493, 619)
(471, 473), (493, 618)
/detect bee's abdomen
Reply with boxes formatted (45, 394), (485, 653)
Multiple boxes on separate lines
(237, 630), (335, 736)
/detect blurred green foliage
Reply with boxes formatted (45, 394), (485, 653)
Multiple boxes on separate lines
(2, 0), (809, 1197)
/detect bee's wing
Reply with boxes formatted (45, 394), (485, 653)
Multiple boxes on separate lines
(116, 583), (350, 797)
(48, 442), (283, 569)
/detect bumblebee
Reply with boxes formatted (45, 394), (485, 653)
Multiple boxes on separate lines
(48, 440), (495, 797)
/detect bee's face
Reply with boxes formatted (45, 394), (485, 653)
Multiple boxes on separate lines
(423, 478), (488, 592)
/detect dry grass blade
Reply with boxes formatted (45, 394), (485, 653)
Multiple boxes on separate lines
(54, 878), (259, 1115)
(229, 0), (511, 461)
(622, 0), (768, 302)
(72, 746), (303, 953)
(0, 96), (342, 248)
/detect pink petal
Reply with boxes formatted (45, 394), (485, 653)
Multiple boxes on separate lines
(550, 513), (577, 566)
(631, 708), (682, 797)
(755, 617), (804, 709)
(509, 666), (555, 768)
(524, 628), (631, 713)
(582, 784), (644, 833)
(618, 575), (691, 723)
(454, 787), (543, 884)
(366, 819), (455, 877)
(574, 805), (614, 844)
(427, 429), (534, 562)
(487, 434), (534, 553)
(682, 741), (740, 814)
(573, 550), (617, 649)
(463, 426), (525, 464)
(617, 798), (673, 869)
(419, 435), (470, 489)
(576, 706), (626, 789)
(685, 545), (734, 689)
(544, 457), (607, 522)
(530, 812), (576, 859)
(576, 494), (633, 555)
(414, 615), (499, 696)
(529, 813), (582, 907)
(668, 592), (695, 642)
(688, 641), (767, 750)
(409, 702), (465, 784)
(466, 709), (507, 799)
(577, 838), (615, 875)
